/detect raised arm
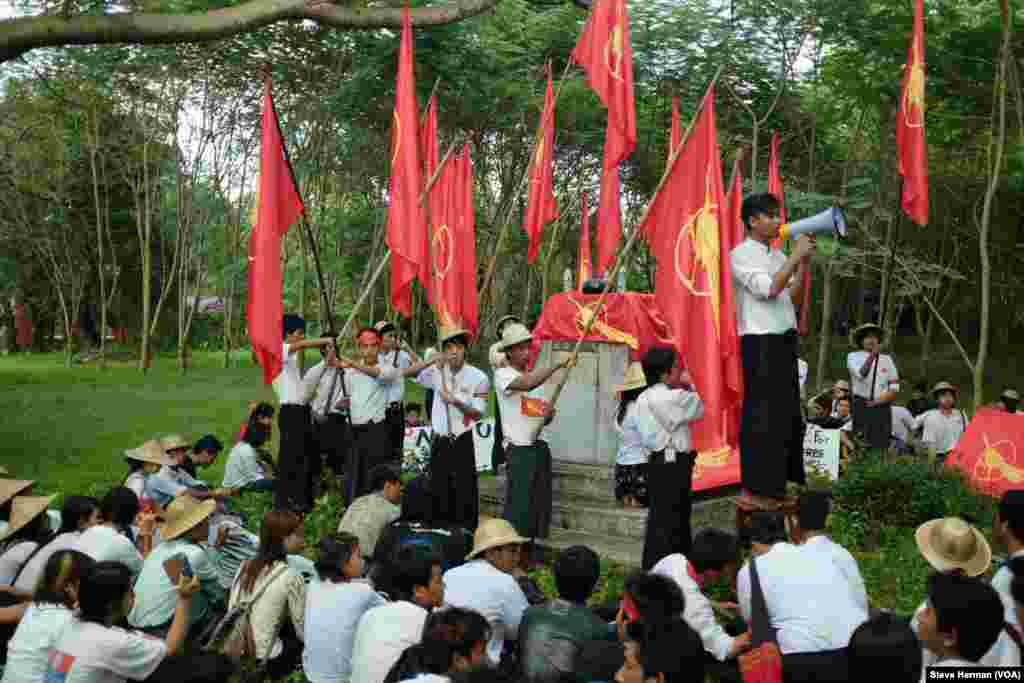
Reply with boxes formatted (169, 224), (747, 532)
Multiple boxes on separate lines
(506, 356), (573, 392)
(286, 337), (336, 353)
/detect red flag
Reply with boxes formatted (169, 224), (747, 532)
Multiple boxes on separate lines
(638, 85), (741, 455)
(725, 156), (745, 248)
(386, 7), (427, 317)
(723, 155), (745, 444)
(767, 131), (787, 250)
(577, 191), (593, 290)
(595, 121), (622, 273)
(572, 0), (637, 167)
(247, 80), (305, 385)
(456, 147), (479, 337)
(13, 303), (32, 348)
(431, 153), (459, 330)
(897, 0), (928, 225)
(668, 96), (682, 166)
(421, 95), (440, 305)
(948, 408), (1024, 498)
(522, 66), (558, 264)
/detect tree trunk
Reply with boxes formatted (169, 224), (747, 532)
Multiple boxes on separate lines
(90, 106), (107, 370)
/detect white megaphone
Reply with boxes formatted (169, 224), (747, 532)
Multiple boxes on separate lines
(778, 206), (848, 241)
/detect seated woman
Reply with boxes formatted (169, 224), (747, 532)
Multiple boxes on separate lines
(237, 402), (275, 444)
(225, 510), (306, 679)
(383, 607), (492, 683)
(13, 495), (99, 593)
(123, 440), (176, 507)
(0, 495), (55, 585)
(74, 487), (154, 578)
(1, 549), (95, 682)
(223, 419), (276, 493)
(45, 560), (199, 681)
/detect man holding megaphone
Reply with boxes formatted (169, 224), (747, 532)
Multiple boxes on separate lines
(730, 193), (816, 507)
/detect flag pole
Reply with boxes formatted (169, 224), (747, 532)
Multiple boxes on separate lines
(528, 65), (724, 441)
(338, 138), (463, 342)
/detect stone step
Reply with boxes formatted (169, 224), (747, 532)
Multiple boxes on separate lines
(537, 528), (643, 568)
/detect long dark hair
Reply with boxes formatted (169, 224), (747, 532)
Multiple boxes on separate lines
(58, 496), (99, 535)
(78, 561), (134, 625)
(618, 386), (645, 425)
(34, 549), (94, 607)
(384, 607), (492, 681)
(239, 511), (301, 594)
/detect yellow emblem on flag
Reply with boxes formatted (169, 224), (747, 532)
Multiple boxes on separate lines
(975, 434), (1023, 485)
(522, 396), (551, 418)
(694, 445), (731, 480)
(432, 223), (453, 280)
(604, 3), (625, 82)
(391, 110), (401, 166)
(674, 167), (721, 335)
(568, 296), (638, 350)
(903, 40), (925, 128)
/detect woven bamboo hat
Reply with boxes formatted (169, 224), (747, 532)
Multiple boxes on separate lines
(439, 326), (471, 347)
(1002, 389), (1020, 401)
(850, 323), (885, 348)
(125, 440), (176, 468)
(374, 320), (397, 335)
(915, 517), (991, 577)
(932, 381), (958, 399)
(159, 495), (216, 541)
(467, 518), (530, 560)
(160, 434), (190, 452)
(616, 362), (647, 393)
(498, 323), (533, 351)
(495, 315), (521, 338)
(0, 480), (34, 508)
(0, 495), (55, 542)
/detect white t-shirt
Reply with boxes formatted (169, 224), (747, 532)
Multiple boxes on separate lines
(14, 531), (82, 593)
(416, 364), (489, 438)
(1, 602), (74, 683)
(302, 579), (388, 683)
(913, 409), (968, 453)
(223, 442), (267, 490)
(74, 525), (143, 578)
(730, 238), (798, 336)
(273, 341), (306, 405)
(443, 560), (529, 665)
(45, 619), (167, 683)
(379, 350), (412, 404)
(846, 351), (899, 400)
(891, 405), (916, 443)
(615, 401), (650, 466)
(0, 540), (39, 585)
(494, 366), (548, 447)
(350, 600), (430, 683)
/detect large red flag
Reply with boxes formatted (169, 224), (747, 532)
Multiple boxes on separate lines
(725, 156), (745, 248)
(767, 131), (787, 251)
(522, 67), (558, 264)
(248, 80), (305, 385)
(595, 121), (622, 273)
(421, 95), (440, 305)
(386, 7), (427, 317)
(723, 154), (745, 444)
(572, 0), (637, 167)
(897, 0), (928, 225)
(638, 85), (741, 455)
(431, 153), (458, 330)
(456, 146), (479, 336)
(948, 408), (1024, 498)
(577, 191), (592, 290)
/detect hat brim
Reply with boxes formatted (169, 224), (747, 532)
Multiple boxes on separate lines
(915, 519), (991, 577)
(125, 448), (176, 468)
(376, 323), (397, 335)
(160, 498), (217, 541)
(0, 480), (34, 508)
(932, 385), (959, 399)
(0, 495), (56, 542)
(850, 324), (885, 348)
(440, 330), (471, 346)
(466, 533), (531, 560)
(499, 334), (533, 351)
(616, 381), (647, 393)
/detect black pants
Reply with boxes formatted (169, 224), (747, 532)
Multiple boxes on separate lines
(492, 400), (507, 471)
(430, 430), (479, 530)
(642, 451), (695, 570)
(782, 647), (850, 683)
(275, 404), (314, 511)
(386, 402), (405, 461)
(346, 420), (394, 505)
(315, 413), (351, 475)
(853, 396), (892, 450)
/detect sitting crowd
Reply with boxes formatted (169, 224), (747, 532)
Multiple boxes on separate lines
(0, 421), (1023, 683)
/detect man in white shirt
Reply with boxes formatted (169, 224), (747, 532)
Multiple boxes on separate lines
(790, 491), (868, 612)
(416, 327), (489, 530)
(376, 320), (419, 463)
(916, 573), (1005, 675)
(350, 546), (444, 683)
(443, 518), (531, 666)
(891, 403), (916, 453)
(275, 313), (337, 512)
(912, 382), (968, 464)
(652, 529), (751, 667)
(490, 315), (521, 474)
(635, 346), (704, 569)
(305, 329), (350, 483)
(335, 326), (440, 504)
(730, 193), (814, 504)
(847, 323), (899, 450)
(737, 512), (866, 682)
(495, 323), (572, 542)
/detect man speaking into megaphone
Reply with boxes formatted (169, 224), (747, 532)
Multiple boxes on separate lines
(730, 193), (816, 507)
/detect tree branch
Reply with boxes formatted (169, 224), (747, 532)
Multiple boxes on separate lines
(0, 0), (503, 64)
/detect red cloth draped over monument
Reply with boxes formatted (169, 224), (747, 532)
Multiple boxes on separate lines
(947, 408), (1024, 498)
(897, 0), (929, 226)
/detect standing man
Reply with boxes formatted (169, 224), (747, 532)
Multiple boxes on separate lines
(490, 315), (522, 474)
(338, 327), (439, 503)
(913, 382), (969, 465)
(375, 321), (419, 463)
(416, 327), (490, 530)
(730, 193), (814, 506)
(847, 323), (899, 450)
(275, 313), (336, 512)
(305, 330), (350, 485)
(494, 322), (573, 542)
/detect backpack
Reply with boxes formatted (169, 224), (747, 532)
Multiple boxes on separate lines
(202, 563), (288, 660)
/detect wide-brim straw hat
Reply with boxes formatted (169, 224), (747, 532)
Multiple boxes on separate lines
(1002, 389), (1020, 401)
(495, 315), (521, 338)
(0, 495), (55, 542)
(932, 381), (958, 399)
(915, 517), (991, 577)
(467, 518), (530, 560)
(126, 440), (176, 467)
(439, 326), (471, 347)
(160, 434), (190, 452)
(0, 479), (34, 508)
(374, 320), (397, 335)
(616, 362), (647, 393)
(850, 323), (885, 348)
(159, 496), (216, 541)
(499, 323), (533, 351)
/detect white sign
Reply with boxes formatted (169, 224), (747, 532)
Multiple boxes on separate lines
(803, 425), (841, 481)
(402, 419), (497, 474)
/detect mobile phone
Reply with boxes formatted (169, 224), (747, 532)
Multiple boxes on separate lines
(163, 553), (193, 582)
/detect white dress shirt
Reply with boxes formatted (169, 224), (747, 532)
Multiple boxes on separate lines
(892, 405), (916, 443)
(344, 365), (400, 426)
(911, 599), (1018, 671)
(846, 351), (899, 400)
(913, 408), (968, 453)
(615, 402), (650, 467)
(494, 366), (548, 447)
(350, 600), (430, 683)
(443, 559), (530, 665)
(379, 350), (412, 404)
(274, 341), (306, 405)
(416, 364), (489, 438)
(651, 553), (735, 661)
(634, 383), (704, 456)
(730, 238), (798, 336)
(305, 361), (347, 417)
(737, 543), (867, 655)
(800, 535), (869, 613)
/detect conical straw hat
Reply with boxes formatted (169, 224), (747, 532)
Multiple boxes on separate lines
(0, 480), (34, 508)
(159, 495), (216, 541)
(0, 495), (55, 542)
(125, 440), (176, 467)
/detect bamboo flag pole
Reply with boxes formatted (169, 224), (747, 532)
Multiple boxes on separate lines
(527, 66), (725, 442)
(478, 58), (576, 304)
(338, 137), (462, 342)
